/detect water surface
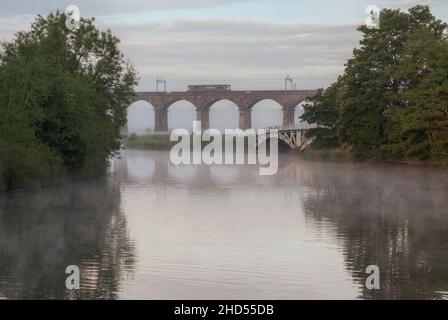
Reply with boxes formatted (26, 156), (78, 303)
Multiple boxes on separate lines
(1, 150), (448, 299)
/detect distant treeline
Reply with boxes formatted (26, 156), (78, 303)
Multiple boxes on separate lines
(301, 5), (448, 164)
(0, 12), (137, 191)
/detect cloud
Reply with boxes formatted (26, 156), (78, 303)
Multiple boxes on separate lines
(0, 15), (361, 90)
(0, 15), (35, 41)
(1, 0), (446, 91)
(0, 0), (254, 16)
(96, 19), (360, 90)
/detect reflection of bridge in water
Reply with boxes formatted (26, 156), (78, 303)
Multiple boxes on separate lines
(111, 150), (448, 299)
(112, 150), (312, 187)
(113, 151), (260, 186)
(127, 89), (317, 132)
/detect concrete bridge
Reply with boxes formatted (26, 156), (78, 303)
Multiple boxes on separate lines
(129, 89), (316, 132)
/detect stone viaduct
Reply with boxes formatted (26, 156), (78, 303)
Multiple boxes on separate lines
(129, 90), (317, 131)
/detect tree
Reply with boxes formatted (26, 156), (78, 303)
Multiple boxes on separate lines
(384, 29), (448, 162)
(301, 78), (342, 149)
(0, 11), (137, 190)
(338, 5), (447, 160)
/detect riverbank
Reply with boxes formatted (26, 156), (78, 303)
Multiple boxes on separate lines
(299, 146), (448, 168)
(298, 147), (352, 162)
(123, 134), (448, 168)
(125, 133), (173, 150)
(0, 169), (110, 194)
(124, 133), (294, 153)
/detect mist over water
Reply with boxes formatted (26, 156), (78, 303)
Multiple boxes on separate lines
(1, 150), (448, 299)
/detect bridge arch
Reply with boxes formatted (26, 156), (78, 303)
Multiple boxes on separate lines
(248, 97), (284, 110)
(163, 98), (196, 113)
(126, 100), (155, 135)
(131, 89), (317, 132)
(208, 99), (239, 130)
(250, 99), (283, 129)
(256, 128), (315, 151)
(167, 100), (197, 132)
(283, 97), (309, 127)
(168, 164), (198, 184)
(293, 101), (309, 127)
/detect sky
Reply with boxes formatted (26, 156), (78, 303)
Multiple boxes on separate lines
(1, 0), (447, 131)
(1, 0), (447, 91)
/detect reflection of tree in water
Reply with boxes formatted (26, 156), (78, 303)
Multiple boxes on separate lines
(0, 179), (135, 299)
(298, 162), (448, 299)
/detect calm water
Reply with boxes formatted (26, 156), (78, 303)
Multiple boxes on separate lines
(1, 150), (448, 300)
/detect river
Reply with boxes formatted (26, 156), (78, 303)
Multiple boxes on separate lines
(1, 150), (448, 299)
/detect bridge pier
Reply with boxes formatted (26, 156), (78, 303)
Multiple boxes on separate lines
(131, 90), (317, 133)
(197, 109), (210, 130)
(155, 109), (168, 132)
(152, 157), (169, 182)
(239, 109), (252, 130)
(283, 108), (296, 127)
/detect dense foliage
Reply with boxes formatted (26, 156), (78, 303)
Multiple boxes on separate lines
(301, 80), (342, 149)
(0, 12), (137, 191)
(301, 5), (448, 163)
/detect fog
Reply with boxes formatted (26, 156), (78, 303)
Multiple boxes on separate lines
(3, 150), (448, 299)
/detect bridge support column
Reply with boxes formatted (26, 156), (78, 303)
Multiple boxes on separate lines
(196, 109), (209, 130)
(239, 109), (252, 130)
(283, 108), (295, 127)
(155, 109), (168, 132)
(153, 157), (169, 182)
(289, 108), (296, 125)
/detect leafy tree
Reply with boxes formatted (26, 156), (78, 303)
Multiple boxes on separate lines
(384, 29), (448, 162)
(338, 5), (447, 160)
(0, 11), (137, 190)
(301, 78), (342, 149)
(302, 5), (447, 163)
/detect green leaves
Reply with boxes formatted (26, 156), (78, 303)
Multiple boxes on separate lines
(301, 5), (448, 163)
(0, 11), (137, 191)
(301, 81), (341, 149)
